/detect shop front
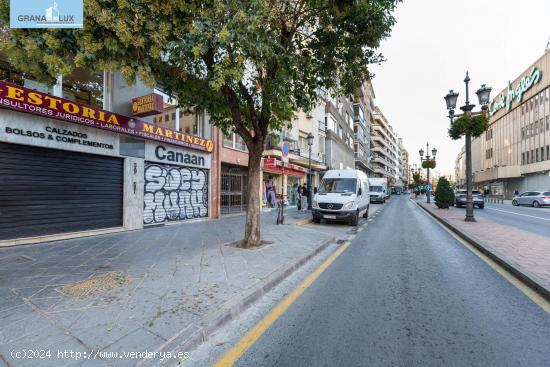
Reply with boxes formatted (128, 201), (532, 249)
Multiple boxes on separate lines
(0, 80), (213, 244)
(143, 143), (210, 225)
(261, 157), (307, 207)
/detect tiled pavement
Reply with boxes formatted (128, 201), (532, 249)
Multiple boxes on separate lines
(0, 209), (336, 367)
(415, 199), (550, 297)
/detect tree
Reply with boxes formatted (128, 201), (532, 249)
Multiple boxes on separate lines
(434, 176), (454, 209)
(0, 0), (399, 247)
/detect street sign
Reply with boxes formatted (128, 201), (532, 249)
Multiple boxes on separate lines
(281, 141), (289, 163)
(425, 185), (432, 192)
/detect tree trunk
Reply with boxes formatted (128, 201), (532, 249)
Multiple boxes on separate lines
(241, 142), (264, 248)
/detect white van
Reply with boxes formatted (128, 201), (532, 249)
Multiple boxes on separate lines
(312, 169), (370, 226)
(368, 177), (388, 203)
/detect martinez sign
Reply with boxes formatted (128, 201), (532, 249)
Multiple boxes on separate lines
(0, 81), (214, 153)
(489, 67), (542, 116)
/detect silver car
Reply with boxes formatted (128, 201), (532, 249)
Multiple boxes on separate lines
(455, 189), (485, 208)
(512, 191), (550, 208)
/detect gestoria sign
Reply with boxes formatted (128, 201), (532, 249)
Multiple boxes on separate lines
(0, 81), (214, 152)
(489, 67), (542, 117)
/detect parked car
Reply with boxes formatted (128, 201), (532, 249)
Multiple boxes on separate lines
(312, 169), (370, 226)
(512, 191), (550, 208)
(454, 189), (484, 209)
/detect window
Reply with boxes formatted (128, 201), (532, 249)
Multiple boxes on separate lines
(172, 112), (176, 120)
(546, 116), (549, 131)
(164, 114), (169, 122)
(318, 136), (325, 154)
(526, 151), (530, 163)
(522, 152), (525, 165)
(521, 127), (525, 139)
(299, 134), (308, 150)
(223, 133), (234, 148)
(486, 129), (493, 140)
(536, 149), (539, 162)
(547, 146), (550, 161)
(541, 147), (545, 161)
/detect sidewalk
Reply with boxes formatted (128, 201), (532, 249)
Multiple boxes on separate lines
(413, 198), (550, 300)
(0, 209), (334, 367)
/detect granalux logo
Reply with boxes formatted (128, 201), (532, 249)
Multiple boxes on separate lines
(10, 0), (83, 28)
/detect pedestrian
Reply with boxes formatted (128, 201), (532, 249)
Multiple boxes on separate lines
(296, 185), (303, 210)
(301, 184), (308, 212)
(513, 189), (519, 196)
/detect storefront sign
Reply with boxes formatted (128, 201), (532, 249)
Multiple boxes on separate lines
(3, 125), (114, 150)
(145, 142), (210, 168)
(0, 81), (214, 152)
(10, 0), (83, 28)
(131, 93), (164, 117)
(262, 157), (308, 176)
(489, 67), (542, 116)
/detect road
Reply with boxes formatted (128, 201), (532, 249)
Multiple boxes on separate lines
(455, 202), (550, 238)
(221, 196), (550, 367)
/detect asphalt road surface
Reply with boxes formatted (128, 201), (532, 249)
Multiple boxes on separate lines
(232, 196), (550, 367)
(456, 202), (550, 238)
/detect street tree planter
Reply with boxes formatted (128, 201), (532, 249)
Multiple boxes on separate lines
(434, 177), (454, 209)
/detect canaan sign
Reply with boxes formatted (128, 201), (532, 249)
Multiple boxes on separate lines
(489, 67), (542, 117)
(0, 81), (214, 152)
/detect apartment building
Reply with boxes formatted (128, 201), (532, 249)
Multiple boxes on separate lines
(372, 106), (401, 188)
(353, 80), (375, 175)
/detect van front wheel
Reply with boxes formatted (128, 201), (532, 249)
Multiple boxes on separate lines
(350, 211), (359, 226)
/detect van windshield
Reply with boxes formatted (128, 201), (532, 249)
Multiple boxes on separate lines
(370, 186), (383, 192)
(318, 178), (357, 194)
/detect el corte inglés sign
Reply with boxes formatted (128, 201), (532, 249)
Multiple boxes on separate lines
(489, 67), (542, 116)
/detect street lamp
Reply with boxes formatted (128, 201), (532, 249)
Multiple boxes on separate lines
(307, 132), (314, 210)
(444, 73), (491, 222)
(419, 142), (436, 203)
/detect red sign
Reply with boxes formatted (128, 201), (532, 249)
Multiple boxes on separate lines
(262, 157), (308, 177)
(131, 93), (164, 117)
(0, 81), (214, 153)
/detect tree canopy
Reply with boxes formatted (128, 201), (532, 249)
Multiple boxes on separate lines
(0, 0), (398, 143)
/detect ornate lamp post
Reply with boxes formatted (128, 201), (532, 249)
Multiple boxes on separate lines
(307, 132), (314, 210)
(419, 143), (437, 203)
(444, 73), (491, 222)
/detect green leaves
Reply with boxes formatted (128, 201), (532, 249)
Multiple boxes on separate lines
(0, 0), (399, 144)
(448, 114), (490, 140)
(434, 177), (454, 208)
(422, 160), (436, 169)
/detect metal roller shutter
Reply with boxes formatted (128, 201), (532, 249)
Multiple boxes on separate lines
(143, 162), (209, 225)
(0, 142), (123, 240)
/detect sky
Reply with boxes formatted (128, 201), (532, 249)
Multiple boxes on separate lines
(371, 0), (550, 177)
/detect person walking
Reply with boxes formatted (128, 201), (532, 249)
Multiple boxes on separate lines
(513, 189), (519, 196)
(296, 185), (303, 211)
(301, 184), (308, 212)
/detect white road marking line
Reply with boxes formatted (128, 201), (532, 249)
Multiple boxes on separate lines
(485, 207), (550, 221)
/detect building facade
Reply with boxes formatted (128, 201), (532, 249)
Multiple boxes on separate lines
(0, 71), (214, 245)
(371, 106), (401, 188)
(353, 80), (375, 175)
(474, 50), (550, 198)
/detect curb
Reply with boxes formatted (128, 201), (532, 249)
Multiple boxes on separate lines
(414, 200), (550, 302)
(144, 234), (337, 367)
(292, 218), (313, 227)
